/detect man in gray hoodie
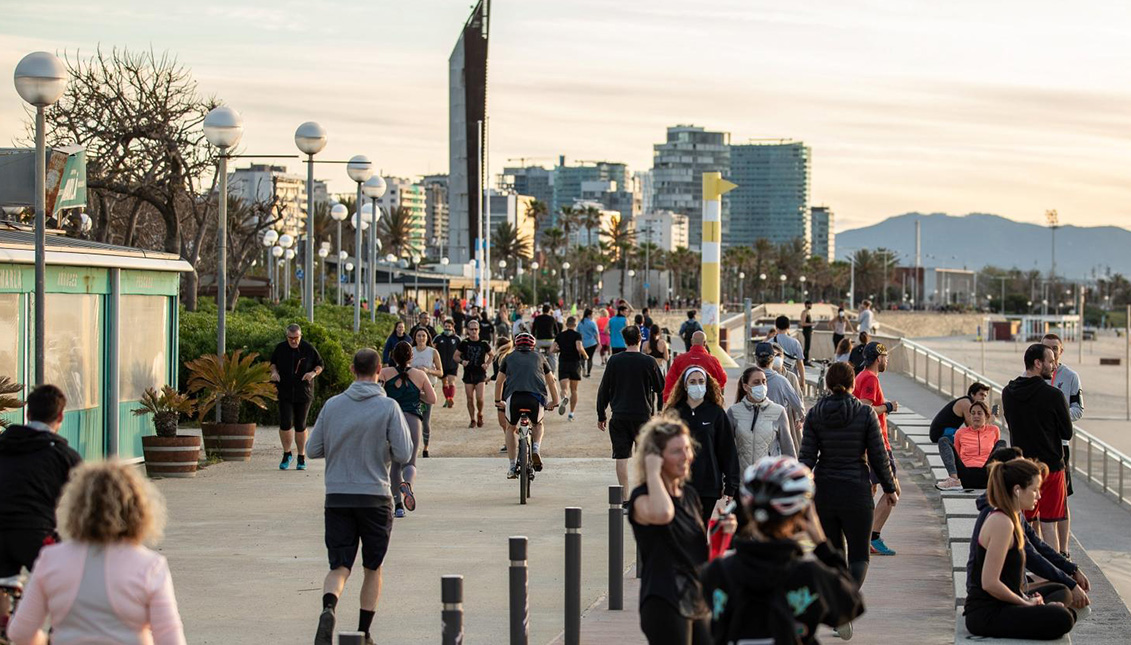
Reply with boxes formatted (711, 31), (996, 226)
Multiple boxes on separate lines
(307, 348), (413, 645)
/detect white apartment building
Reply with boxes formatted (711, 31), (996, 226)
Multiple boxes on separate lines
(637, 210), (690, 252)
(227, 164), (307, 237)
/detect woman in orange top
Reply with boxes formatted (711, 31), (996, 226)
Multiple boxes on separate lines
(936, 401), (1007, 491)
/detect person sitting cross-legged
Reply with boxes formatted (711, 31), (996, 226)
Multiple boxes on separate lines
(936, 400), (1007, 491)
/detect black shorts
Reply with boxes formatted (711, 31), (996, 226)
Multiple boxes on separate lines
(442, 365), (459, 378)
(559, 360), (582, 381)
(869, 449), (897, 486)
(609, 415), (650, 460)
(279, 399), (313, 432)
(505, 392), (546, 426)
(325, 503), (393, 571)
(0, 529), (52, 577)
(462, 366), (487, 385)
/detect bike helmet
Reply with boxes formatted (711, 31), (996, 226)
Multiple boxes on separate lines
(514, 332), (536, 350)
(739, 456), (815, 523)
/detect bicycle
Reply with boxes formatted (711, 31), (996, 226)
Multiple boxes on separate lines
(811, 358), (832, 398)
(0, 572), (26, 645)
(515, 409), (536, 504)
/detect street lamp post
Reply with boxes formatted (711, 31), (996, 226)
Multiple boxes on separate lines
(15, 51), (67, 385)
(261, 229), (278, 301)
(440, 257), (451, 313)
(386, 253), (397, 299)
(318, 245), (329, 303)
(202, 106), (244, 376)
(271, 246), (284, 301)
(278, 234), (294, 300)
(799, 276), (807, 302)
(738, 272), (745, 304)
(294, 122), (326, 322)
(758, 273), (766, 304)
(330, 203), (348, 304)
(596, 264), (605, 303)
(562, 261), (571, 304)
(284, 248), (295, 297)
(363, 175), (387, 321)
(779, 274), (787, 301)
(531, 261), (540, 305)
(347, 156), (374, 332)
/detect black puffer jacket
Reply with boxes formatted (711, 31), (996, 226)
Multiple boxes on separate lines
(799, 392), (895, 494)
(0, 424), (83, 531)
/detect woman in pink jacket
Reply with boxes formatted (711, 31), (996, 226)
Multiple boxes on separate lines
(935, 400), (1007, 491)
(8, 461), (186, 645)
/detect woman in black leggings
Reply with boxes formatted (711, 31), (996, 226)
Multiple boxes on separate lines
(629, 418), (713, 645)
(964, 459), (1076, 640)
(799, 362), (898, 585)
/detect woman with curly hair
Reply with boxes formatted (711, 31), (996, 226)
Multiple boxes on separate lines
(7, 460), (186, 644)
(663, 366), (740, 525)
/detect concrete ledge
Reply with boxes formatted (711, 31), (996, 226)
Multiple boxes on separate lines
(954, 608), (1071, 644)
(943, 498), (980, 517)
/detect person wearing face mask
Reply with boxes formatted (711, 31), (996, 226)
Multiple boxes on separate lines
(753, 342), (804, 440)
(663, 367), (740, 526)
(726, 367), (795, 474)
(433, 319), (462, 408)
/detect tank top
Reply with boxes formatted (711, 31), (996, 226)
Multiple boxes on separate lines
(385, 367), (422, 418)
(966, 511), (1024, 609)
(648, 338), (665, 359)
(411, 347), (437, 384)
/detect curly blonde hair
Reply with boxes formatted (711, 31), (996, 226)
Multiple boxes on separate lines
(631, 415), (693, 488)
(57, 461), (166, 545)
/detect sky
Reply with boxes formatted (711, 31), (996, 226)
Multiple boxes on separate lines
(3, 0), (1131, 231)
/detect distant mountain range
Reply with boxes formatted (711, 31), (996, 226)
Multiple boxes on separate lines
(835, 213), (1131, 279)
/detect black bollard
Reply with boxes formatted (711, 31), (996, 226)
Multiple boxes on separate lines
(608, 485), (624, 610)
(338, 633), (364, 645)
(565, 507), (582, 645)
(509, 536), (530, 645)
(442, 574), (464, 645)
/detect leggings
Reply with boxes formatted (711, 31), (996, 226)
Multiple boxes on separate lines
(421, 403), (432, 447)
(391, 413), (422, 506)
(639, 597), (710, 645)
(584, 345), (598, 376)
(940, 437), (1007, 488)
(815, 491), (874, 585)
(965, 583), (1075, 640)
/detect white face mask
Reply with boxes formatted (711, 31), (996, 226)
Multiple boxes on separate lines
(687, 383), (707, 401)
(748, 384), (767, 402)
(772, 356), (784, 370)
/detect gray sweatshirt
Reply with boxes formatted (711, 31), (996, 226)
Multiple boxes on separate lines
(307, 380), (413, 501)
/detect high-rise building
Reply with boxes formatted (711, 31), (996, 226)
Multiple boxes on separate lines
(377, 177), (428, 257)
(552, 159), (630, 222)
(227, 164), (306, 237)
(447, 0), (489, 265)
(810, 205), (834, 262)
(421, 174), (449, 258)
(576, 179), (640, 222)
(500, 165), (553, 208)
(487, 190), (535, 259)
(637, 210), (690, 252)
(651, 125), (730, 251)
(634, 170), (653, 215)
(727, 141), (811, 251)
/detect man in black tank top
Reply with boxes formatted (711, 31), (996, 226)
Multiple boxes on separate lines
(929, 382), (991, 443)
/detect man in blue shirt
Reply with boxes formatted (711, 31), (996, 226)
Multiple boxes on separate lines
(772, 315), (806, 385)
(607, 305), (629, 354)
(578, 308), (600, 377)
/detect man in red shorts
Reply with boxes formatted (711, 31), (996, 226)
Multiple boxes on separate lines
(1002, 344), (1073, 545)
(855, 342), (901, 556)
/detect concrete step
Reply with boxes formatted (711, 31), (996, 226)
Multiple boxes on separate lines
(943, 497), (980, 517)
(954, 608), (1071, 644)
(951, 542), (970, 570)
(947, 517), (976, 543)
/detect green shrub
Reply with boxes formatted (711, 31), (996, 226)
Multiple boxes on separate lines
(179, 300), (397, 425)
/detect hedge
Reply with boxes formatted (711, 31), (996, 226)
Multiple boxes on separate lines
(179, 299), (397, 425)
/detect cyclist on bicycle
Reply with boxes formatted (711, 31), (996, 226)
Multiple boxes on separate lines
(494, 332), (560, 479)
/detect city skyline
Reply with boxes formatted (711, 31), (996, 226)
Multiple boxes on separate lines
(2, 1), (1130, 231)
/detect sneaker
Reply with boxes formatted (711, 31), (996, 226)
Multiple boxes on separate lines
(314, 607), (335, 645)
(499, 445), (508, 453)
(532, 452), (543, 472)
(279, 453), (293, 470)
(559, 397), (568, 415)
(422, 448), (430, 458)
(400, 482), (416, 512)
(296, 456), (306, 471)
(1075, 604), (1091, 621)
(870, 538), (896, 556)
(507, 464), (518, 479)
(834, 622), (853, 640)
(365, 635), (376, 645)
(394, 505), (406, 519)
(568, 412), (575, 421)
(935, 476), (963, 491)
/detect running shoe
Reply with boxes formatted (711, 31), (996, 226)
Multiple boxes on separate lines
(568, 412), (575, 421)
(394, 505), (406, 519)
(532, 452), (543, 472)
(422, 448), (429, 458)
(834, 622), (853, 640)
(507, 464), (518, 479)
(934, 477), (963, 491)
(296, 456), (306, 471)
(279, 452), (293, 470)
(870, 538), (896, 556)
(365, 636), (376, 645)
(314, 607), (335, 645)
(500, 445), (507, 453)
(559, 396), (569, 415)
(468, 419), (476, 428)
(400, 482), (416, 512)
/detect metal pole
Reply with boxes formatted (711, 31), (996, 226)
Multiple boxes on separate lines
(320, 255), (325, 304)
(981, 318), (986, 376)
(608, 486), (624, 611)
(107, 268), (120, 456)
(337, 221), (343, 306)
(305, 153), (315, 321)
(33, 107), (46, 386)
(338, 634), (364, 645)
(744, 298), (752, 364)
(1126, 305), (1129, 421)
(1078, 288), (1084, 365)
(509, 536), (529, 645)
(216, 151), (228, 423)
(354, 181), (363, 332)
(484, 116), (492, 312)
(441, 575), (464, 645)
(370, 196), (379, 322)
(849, 256), (855, 310)
(564, 507), (582, 645)
(477, 119), (484, 309)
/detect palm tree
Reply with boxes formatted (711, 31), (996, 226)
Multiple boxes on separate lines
(602, 215), (636, 297)
(581, 205), (602, 248)
(558, 205), (581, 248)
(525, 199), (548, 249)
(541, 227), (566, 264)
(491, 222), (531, 278)
(378, 205), (423, 259)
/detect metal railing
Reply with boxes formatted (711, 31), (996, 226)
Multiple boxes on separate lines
(806, 330), (1131, 509)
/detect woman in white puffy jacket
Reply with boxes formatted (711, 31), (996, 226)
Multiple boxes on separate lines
(726, 366), (796, 472)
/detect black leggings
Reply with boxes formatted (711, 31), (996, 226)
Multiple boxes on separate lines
(639, 597), (710, 645)
(815, 492), (874, 585)
(584, 345), (598, 375)
(965, 583), (1075, 640)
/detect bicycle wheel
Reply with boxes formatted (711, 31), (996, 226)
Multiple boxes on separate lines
(518, 435), (529, 505)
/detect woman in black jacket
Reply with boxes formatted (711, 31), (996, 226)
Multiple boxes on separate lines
(799, 361), (898, 587)
(701, 456), (865, 644)
(663, 366), (740, 525)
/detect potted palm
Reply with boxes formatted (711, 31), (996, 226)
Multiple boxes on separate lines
(0, 375), (25, 427)
(185, 349), (277, 461)
(134, 386), (200, 478)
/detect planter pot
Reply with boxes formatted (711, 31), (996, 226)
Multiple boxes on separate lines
(200, 422), (257, 461)
(141, 435), (202, 478)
